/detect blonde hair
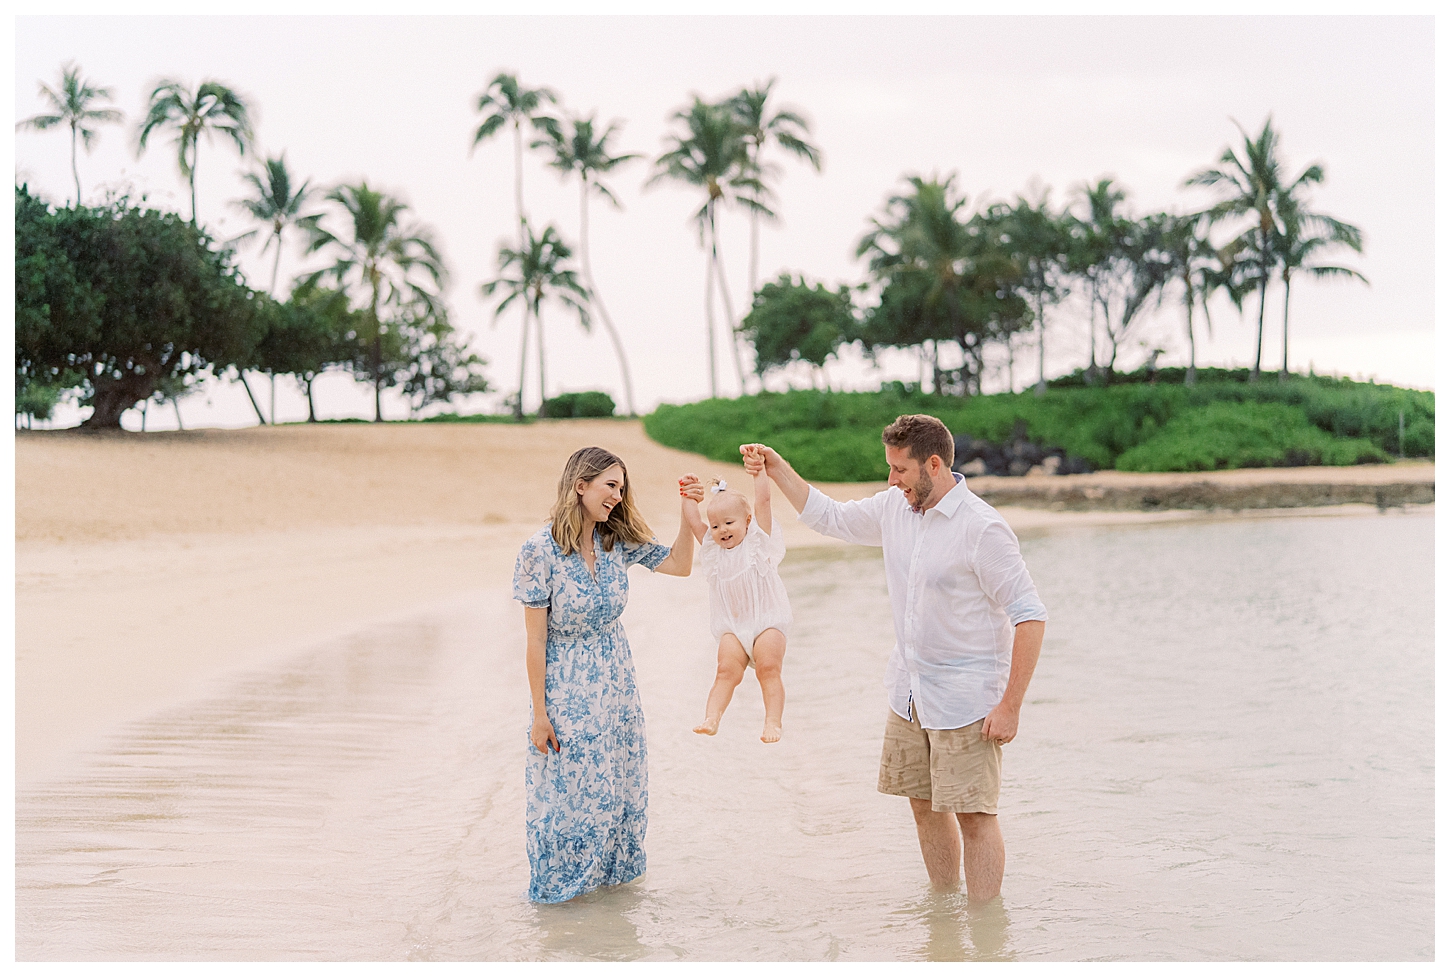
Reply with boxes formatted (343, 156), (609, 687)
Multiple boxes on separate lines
(550, 446), (655, 556)
(705, 477), (751, 519)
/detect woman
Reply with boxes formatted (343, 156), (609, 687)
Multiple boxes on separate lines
(512, 446), (703, 903)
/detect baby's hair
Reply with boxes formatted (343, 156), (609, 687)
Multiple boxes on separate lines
(705, 477), (752, 517)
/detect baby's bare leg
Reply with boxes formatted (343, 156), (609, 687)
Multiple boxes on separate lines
(694, 634), (750, 735)
(752, 629), (787, 743)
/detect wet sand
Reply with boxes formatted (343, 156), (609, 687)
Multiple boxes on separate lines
(14, 421), (1432, 782)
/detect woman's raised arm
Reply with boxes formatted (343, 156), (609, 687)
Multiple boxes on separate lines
(654, 474), (704, 576)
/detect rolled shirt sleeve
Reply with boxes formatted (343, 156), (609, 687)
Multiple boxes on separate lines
(972, 520), (1048, 626)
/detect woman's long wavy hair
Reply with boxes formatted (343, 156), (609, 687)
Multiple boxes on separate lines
(550, 446), (655, 556)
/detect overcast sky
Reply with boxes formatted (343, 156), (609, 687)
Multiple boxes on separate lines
(13, 14), (1436, 428)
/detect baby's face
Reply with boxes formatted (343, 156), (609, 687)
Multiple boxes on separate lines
(707, 499), (751, 549)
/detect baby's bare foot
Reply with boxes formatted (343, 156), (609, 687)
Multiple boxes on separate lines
(761, 722), (782, 743)
(694, 717), (720, 736)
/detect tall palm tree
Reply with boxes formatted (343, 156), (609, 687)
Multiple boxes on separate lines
(233, 154), (320, 296)
(482, 220), (590, 418)
(137, 79), (252, 225)
(648, 97), (766, 398)
(993, 192), (1069, 395)
(233, 154), (322, 423)
(728, 79), (823, 297)
(536, 114), (642, 416)
(1272, 188), (1366, 381)
(16, 62), (123, 206)
(472, 72), (558, 231)
(1154, 212), (1231, 386)
(304, 182), (447, 422)
(1187, 117), (1309, 381)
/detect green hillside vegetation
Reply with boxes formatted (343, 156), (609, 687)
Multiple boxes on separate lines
(644, 372), (1432, 482)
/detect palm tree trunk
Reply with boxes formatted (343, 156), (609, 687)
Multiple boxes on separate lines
(1252, 272), (1268, 382)
(269, 371), (277, 424)
(579, 181), (637, 416)
(70, 123), (81, 206)
(238, 370), (267, 424)
(1184, 280), (1197, 387)
(710, 229), (748, 396)
(269, 231), (284, 296)
(172, 396), (185, 431)
(703, 207), (719, 399)
(749, 210), (760, 299)
(1087, 282), (1099, 383)
(306, 374), (318, 422)
(516, 306), (531, 419)
(189, 139), (199, 225)
(1280, 275), (1292, 381)
(537, 304), (548, 409)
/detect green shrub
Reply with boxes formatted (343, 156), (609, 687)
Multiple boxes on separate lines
(1114, 402), (1389, 471)
(541, 391), (616, 418)
(644, 375), (1427, 481)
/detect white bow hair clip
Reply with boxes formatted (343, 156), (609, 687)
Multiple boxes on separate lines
(710, 480), (728, 494)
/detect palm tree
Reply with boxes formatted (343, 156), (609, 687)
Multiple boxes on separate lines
(1186, 116), (1299, 382)
(1154, 212), (1226, 387)
(304, 182), (447, 422)
(993, 191), (1069, 395)
(728, 79), (822, 297)
(233, 155), (320, 297)
(233, 154), (322, 423)
(649, 97), (766, 398)
(482, 220), (590, 418)
(137, 79), (252, 226)
(472, 72), (558, 230)
(536, 114), (642, 415)
(1272, 188), (1366, 380)
(16, 62), (123, 206)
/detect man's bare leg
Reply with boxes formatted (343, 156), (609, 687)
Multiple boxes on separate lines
(751, 629), (786, 742)
(909, 797), (962, 889)
(957, 812), (1004, 902)
(694, 635), (748, 735)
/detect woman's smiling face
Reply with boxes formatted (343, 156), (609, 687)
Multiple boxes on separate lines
(577, 464), (625, 526)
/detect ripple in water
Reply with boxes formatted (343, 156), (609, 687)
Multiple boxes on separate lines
(15, 510), (1434, 960)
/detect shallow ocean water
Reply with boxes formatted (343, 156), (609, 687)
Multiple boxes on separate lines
(15, 509), (1434, 960)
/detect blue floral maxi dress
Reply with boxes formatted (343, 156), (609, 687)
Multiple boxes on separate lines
(512, 525), (671, 903)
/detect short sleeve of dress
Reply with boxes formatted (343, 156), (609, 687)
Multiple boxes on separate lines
(618, 536), (671, 571)
(754, 518), (787, 566)
(512, 531), (555, 608)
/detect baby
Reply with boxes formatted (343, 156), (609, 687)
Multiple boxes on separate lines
(684, 447), (793, 743)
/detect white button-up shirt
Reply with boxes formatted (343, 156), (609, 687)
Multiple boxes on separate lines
(799, 473), (1048, 730)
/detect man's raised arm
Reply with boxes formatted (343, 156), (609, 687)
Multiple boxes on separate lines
(740, 443), (884, 547)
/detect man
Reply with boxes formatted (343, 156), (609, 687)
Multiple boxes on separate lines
(741, 414), (1047, 902)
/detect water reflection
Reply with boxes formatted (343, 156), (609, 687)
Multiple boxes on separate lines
(898, 892), (1013, 961)
(532, 883), (647, 961)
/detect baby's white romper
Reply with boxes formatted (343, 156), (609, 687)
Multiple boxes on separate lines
(699, 518), (793, 665)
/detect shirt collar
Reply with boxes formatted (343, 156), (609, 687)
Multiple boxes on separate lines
(927, 472), (969, 518)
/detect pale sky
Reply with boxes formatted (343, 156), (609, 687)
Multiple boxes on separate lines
(12, 14), (1436, 428)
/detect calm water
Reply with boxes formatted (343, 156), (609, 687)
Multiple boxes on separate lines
(15, 509), (1434, 961)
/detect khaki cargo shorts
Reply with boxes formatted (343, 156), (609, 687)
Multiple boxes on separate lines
(877, 708), (1002, 814)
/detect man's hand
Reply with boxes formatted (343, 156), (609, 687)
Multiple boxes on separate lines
(980, 701), (1019, 745)
(739, 443), (780, 477)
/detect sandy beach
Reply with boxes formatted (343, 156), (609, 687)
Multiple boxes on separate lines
(14, 420), (1433, 783)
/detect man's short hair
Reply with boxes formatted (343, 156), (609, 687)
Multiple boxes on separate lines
(882, 414), (954, 468)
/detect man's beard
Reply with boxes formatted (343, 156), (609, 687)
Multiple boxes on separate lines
(910, 469), (933, 510)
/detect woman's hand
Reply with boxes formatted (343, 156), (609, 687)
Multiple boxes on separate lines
(531, 715), (560, 754)
(679, 473), (705, 502)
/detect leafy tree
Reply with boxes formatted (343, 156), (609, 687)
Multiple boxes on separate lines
(482, 220), (590, 418)
(378, 307), (490, 417)
(1152, 211), (1238, 386)
(14, 184), (267, 429)
(16, 62), (123, 206)
(857, 175), (1029, 395)
(303, 181), (447, 422)
(535, 113), (642, 415)
(988, 191), (1071, 395)
(739, 274), (855, 388)
(253, 280), (363, 422)
(1069, 179), (1166, 378)
(649, 97), (766, 398)
(728, 78), (823, 296)
(137, 79), (253, 225)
